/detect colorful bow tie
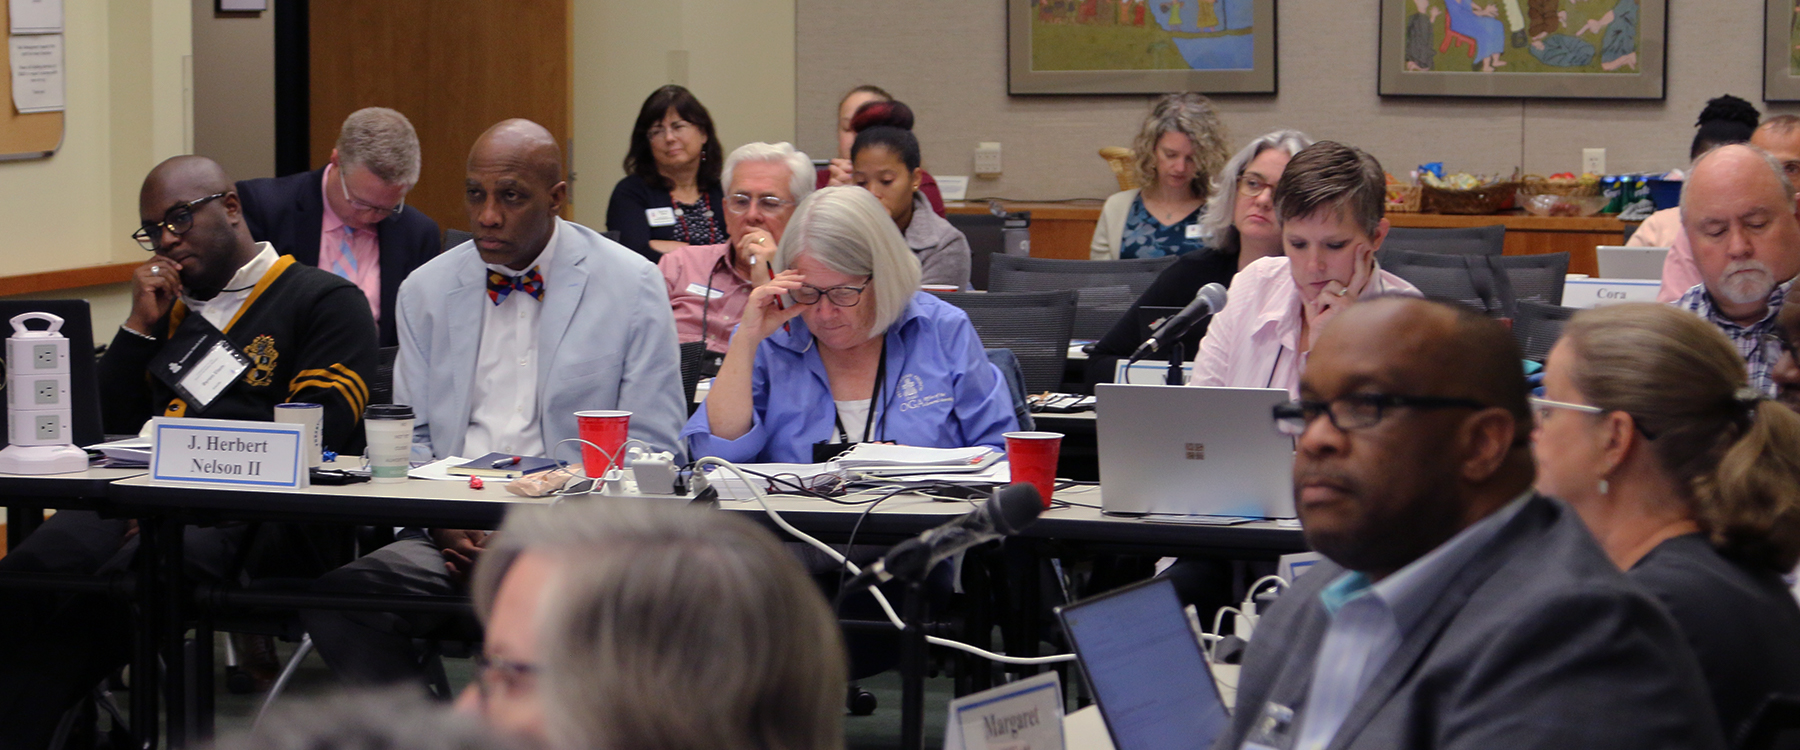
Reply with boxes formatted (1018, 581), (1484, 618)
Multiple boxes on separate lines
(487, 267), (545, 305)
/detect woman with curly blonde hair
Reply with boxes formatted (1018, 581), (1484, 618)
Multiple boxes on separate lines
(1090, 92), (1230, 260)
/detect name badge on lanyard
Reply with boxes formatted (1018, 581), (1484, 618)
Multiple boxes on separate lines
(685, 282), (724, 300)
(646, 207), (677, 227)
(150, 315), (252, 412)
(1185, 224), (1202, 240)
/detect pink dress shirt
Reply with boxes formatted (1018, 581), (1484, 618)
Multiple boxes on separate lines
(658, 242), (753, 353)
(319, 174), (383, 323)
(1192, 256), (1422, 396)
(1627, 207), (1700, 303)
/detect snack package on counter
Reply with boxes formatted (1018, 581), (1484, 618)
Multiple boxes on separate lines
(1417, 162), (1445, 179)
(507, 464), (585, 497)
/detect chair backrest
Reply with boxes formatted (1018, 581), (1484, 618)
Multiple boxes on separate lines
(1071, 285), (1138, 342)
(1496, 252), (1570, 306)
(370, 345), (399, 406)
(1511, 301), (1579, 363)
(984, 348), (1035, 431)
(1382, 250), (1570, 318)
(443, 228), (472, 252)
(988, 255), (1175, 343)
(946, 213), (1004, 291)
(932, 289), (1079, 393)
(1378, 224), (1506, 261)
(678, 340), (707, 415)
(1739, 694), (1800, 750)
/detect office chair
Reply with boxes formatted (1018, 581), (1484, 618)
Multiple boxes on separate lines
(987, 255), (1174, 346)
(1511, 301), (1578, 363)
(929, 290), (1079, 394)
(945, 212), (1004, 291)
(1382, 250), (1570, 319)
(444, 228), (472, 251)
(1377, 224), (1505, 261)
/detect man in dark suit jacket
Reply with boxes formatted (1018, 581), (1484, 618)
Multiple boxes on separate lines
(237, 107), (440, 347)
(1215, 297), (1723, 750)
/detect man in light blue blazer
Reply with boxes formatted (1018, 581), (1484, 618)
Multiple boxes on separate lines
(300, 119), (687, 688)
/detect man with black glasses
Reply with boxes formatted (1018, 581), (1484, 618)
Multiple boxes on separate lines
(1215, 296), (1723, 750)
(0, 155), (378, 748)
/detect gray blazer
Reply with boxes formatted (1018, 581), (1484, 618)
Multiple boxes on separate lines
(1215, 494), (1724, 750)
(394, 218), (687, 463)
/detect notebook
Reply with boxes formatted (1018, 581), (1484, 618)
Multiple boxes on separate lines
(1057, 577), (1231, 750)
(1095, 383), (1295, 518)
(447, 452), (562, 479)
(1595, 246), (1669, 280)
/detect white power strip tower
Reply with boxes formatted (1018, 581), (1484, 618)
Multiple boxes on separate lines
(0, 312), (89, 474)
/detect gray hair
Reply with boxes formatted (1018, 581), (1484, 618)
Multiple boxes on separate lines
(1683, 142), (1796, 206)
(722, 141), (815, 204)
(471, 501), (847, 750)
(775, 186), (921, 338)
(335, 107), (422, 187)
(1197, 129), (1314, 251)
(207, 688), (516, 750)
(1131, 92), (1230, 201)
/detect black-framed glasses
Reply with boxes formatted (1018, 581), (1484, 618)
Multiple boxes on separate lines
(1272, 394), (1488, 436)
(1237, 174), (1274, 198)
(132, 193), (227, 251)
(791, 282), (866, 307)
(472, 653), (539, 703)
(725, 192), (796, 215)
(334, 163), (405, 216)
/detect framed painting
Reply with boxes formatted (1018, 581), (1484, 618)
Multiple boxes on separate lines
(1008, 0), (1277, 95)
(1378, 0), (1666, 99)
(1766, 0), (1800, 101)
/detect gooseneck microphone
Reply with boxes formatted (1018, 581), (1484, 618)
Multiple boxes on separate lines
(845, 483), (1044, 591)
(1128, 282), (1228, 364)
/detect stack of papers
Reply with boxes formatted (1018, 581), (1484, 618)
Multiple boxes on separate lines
(704, 456), (1011, 501)
(88, 437), (151, 467)
(834, 444), (1002, 475)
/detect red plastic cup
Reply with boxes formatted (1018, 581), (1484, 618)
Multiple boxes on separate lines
(575, 410), (632, 475)
(1004, 431), (1063, 507)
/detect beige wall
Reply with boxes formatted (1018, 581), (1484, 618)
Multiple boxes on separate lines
(570, 0), (796, 218)
(797, 0), (1793, 201)
(191, 0), (274, 181)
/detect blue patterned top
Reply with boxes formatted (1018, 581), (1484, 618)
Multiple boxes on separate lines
(1119, 194), (1204, 259)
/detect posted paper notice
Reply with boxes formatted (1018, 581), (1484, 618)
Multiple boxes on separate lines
(9, 0), (61, 35)
(10, 34), (62, 113)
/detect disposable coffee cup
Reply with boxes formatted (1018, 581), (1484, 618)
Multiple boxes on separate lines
(1004, 431), (1063, 507)
(364, 404), (414, 483)
(575, 410), (631, 476)
(274, 402), (324, 468)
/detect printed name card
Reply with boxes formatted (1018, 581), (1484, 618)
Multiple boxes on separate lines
(1562, 278), (1661, 309)
(149, 417), (308, 488)
(946, 671), (1064, 750)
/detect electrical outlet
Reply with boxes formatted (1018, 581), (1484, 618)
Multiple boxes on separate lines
(1583, 148), (1606, 175)
(33, 379), (57, 405)
(974, 142), (1003, 177)
(34, 413), (60, 440)
(31, 344), (56, 370)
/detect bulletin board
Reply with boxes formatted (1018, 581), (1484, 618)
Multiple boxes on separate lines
(0, 0), (64, 161)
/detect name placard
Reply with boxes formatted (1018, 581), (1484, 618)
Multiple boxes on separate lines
(1562, 278), (1661, 309)
(149, 417), (308, 488)
(946, 670), (1064, 750)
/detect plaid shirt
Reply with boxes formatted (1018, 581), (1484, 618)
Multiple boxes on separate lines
(1673, 280), (1791, 396)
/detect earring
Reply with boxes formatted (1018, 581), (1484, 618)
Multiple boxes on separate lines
(1597, 478), (1610, 496)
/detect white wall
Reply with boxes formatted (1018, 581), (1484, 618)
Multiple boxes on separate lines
(570, 0), (796, 217)
(191, 0), (274, 181)
(796, 0), (1793, 201)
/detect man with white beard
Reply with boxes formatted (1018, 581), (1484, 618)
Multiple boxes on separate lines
(1674, 143), (1800, 396)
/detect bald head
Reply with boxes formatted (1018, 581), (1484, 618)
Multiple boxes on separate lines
(138, 155), (254, 297)
(142, 155), (233, 207)
(468, 119), (562, 190)
(1681, 143), (1800, 325)
(465, 119), (568, 269)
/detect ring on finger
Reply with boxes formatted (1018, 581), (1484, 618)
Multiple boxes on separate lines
(1333, 288), (1348, 297)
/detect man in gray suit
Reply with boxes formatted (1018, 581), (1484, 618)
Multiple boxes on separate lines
(300, 119), (687, 687)
(1217, 297), (1722, 750)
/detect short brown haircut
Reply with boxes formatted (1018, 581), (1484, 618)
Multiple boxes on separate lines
(1273, 140), (1386, 236)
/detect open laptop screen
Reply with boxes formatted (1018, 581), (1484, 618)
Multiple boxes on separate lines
(1058, 577), (1229, 750)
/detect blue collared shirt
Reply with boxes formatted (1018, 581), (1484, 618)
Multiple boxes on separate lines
(682, 291), (1019, 464)
(1292, 492), (1534, 750)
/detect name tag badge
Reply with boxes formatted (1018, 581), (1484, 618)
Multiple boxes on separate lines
(946, 671), (1063, 750)
(1186, 224), (1203, 240)
(685, 282), (725, 300)
(149, 316), (252, 412)
(646, 207), (677, 227)
(149, 416), (308, 488)
(1241, 701), (1296, 750)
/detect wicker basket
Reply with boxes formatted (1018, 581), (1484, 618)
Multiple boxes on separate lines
(1422, 181), (1518, 214)
(1385, 184), (1422, 213)
(1518, 175), (1602, 198)
(1100, 147), (1138, 191)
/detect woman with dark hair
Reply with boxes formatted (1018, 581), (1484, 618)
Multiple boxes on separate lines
(818, 85), (946, 217)
(850, 100), (971, 289)
(606, 85), (727, 261)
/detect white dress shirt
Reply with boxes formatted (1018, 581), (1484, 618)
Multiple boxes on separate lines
(463, 224), (559, 458)
(181, 243), (280, 331)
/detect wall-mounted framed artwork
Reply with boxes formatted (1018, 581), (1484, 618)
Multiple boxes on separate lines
(1378, 0), (1666, 99)
(1007, 0), (1277, 95)
(1766, 0), (1800, 101)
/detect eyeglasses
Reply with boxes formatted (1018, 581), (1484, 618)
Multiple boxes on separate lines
(1271, 394), (1488, 436)
(648, 119), (694, 141)
(1237, 174), (1274, 199)
(334, 163), (405, 216)
(725, 192), (797, 215)
(1528, 396), (1659, 439)
(132, 193), (228, 251)
(472, 653), (538, 703)
(791, 282), (866, 307)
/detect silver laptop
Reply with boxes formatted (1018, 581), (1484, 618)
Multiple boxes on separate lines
(1596, 246), (1669, 280)
(1095, 383), (1295, 518)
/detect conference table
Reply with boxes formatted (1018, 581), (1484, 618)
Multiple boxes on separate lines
(0, 463), (1306, 748)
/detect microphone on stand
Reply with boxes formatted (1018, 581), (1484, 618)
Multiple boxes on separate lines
(843, 483), (1043, 591)
(1127, 283), (1228, 365)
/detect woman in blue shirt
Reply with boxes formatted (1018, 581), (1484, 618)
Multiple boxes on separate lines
(685, 186), (1017, 464)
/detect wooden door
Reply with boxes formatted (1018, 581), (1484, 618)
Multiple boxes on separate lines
(308, 0), (573, 233)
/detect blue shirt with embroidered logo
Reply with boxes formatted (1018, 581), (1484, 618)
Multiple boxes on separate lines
(682, 291), (1019, 464)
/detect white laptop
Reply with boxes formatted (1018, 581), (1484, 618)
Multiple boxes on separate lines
(1095, 383), (1295, 519)
(1595, 246), (1670, 280)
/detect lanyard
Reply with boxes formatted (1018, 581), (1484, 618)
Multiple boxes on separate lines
(833, 341), (888, 444)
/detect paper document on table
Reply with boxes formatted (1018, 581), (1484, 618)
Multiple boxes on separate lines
(835, 444), (1001, 474)
(410, 456), (478, 481)
(10, 34), (63, 113)
(9, 0), (61, 34)
(704, 462), (832, 500)
(87, 437), (151, 466)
